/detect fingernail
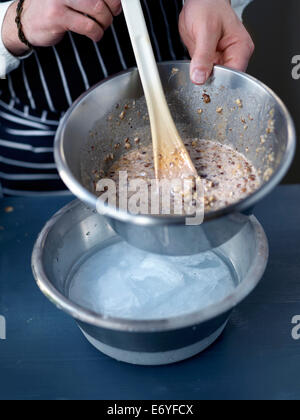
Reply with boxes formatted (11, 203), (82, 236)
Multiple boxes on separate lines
(191, 69), (207, 85)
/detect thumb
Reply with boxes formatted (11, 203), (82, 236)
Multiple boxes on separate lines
(190, 28), (220, 85)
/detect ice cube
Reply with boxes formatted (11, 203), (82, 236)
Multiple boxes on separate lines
(68, 240), (236, 320)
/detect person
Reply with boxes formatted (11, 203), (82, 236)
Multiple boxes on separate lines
(0, 0), (254, 196)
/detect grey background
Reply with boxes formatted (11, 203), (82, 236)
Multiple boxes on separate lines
(244, 0), (299, 183)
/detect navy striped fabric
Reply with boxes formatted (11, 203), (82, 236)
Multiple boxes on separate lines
(0, 0), (188, 196)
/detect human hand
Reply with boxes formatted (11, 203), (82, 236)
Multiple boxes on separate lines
(3, 0), (122, 56)
(179, 0), (254, 85)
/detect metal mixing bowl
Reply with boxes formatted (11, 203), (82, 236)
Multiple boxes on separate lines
(54, 62), (296, 255)
(32, 200), (268, 366)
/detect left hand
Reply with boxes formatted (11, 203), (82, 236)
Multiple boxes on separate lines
(179, 0), (255, 85)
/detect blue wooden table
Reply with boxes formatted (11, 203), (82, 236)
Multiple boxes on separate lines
(0, 186), (300, 400)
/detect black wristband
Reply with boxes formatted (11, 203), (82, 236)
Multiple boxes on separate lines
(15, 0), (33, 50)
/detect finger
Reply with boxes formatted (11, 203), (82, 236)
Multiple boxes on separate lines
(64, 9), (104, 42)
(189, 23), (221, 85)
(104, 0), (122, 16)
(65, 0), (113, 30)
(219, 33), (255, 72)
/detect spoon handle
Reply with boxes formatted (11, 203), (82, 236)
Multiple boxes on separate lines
(121, 0), (167, 112)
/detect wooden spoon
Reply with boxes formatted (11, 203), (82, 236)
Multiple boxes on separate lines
(121, 0), (198, 181)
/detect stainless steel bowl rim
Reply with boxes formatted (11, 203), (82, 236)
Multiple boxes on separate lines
(54, 62), (296, 226)
(32, 199), (269, 333)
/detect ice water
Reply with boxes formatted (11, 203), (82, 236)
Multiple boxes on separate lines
(67, 240), (237, 320)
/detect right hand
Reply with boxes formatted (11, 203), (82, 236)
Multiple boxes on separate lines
(179, 0), (254, 85)
(3, 0), (122, 56)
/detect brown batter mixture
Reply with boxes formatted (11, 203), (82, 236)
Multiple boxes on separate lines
(105, 139), (261, 214)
